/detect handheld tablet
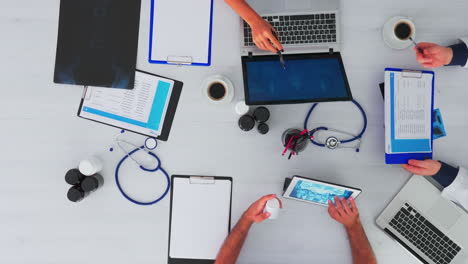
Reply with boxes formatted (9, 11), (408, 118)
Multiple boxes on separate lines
(283, 176), (361, 206)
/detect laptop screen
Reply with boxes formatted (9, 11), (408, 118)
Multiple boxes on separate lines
(242, 53), (352, 105)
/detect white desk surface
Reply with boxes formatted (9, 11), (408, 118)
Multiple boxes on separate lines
(1, 0), (468, 263)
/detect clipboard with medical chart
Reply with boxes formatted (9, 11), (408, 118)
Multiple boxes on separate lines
(168, 175), (233, 264)
(384, 68), (435, 164)
(77, 70), (183, 141)
(149, 0), (213, 66)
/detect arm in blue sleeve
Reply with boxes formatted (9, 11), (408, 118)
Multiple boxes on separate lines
(432, 162), (459, 187)
(447, 42), (468, 66)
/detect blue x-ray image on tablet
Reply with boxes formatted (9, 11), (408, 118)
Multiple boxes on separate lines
(243, 55), (352, 104)
(290, 180), (353, 204)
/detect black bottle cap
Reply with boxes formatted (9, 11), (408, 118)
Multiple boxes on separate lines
(67, 186), (85, 202)
(257, 122), (269, 135)
(65, 169), (85, 185)
(238, 115), (255, 131)
(81, 176), (99, 192)
(253, 107), (270, 122)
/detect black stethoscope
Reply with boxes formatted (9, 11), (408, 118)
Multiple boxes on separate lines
(303, 100), (367, 152)
(112, 135), (170, 206)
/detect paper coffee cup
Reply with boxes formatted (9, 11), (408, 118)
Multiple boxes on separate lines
(201, 75), (234, 105)
(265, 198), (282, 219)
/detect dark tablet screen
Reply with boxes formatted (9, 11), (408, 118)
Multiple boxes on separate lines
(242, 53), (352, 105)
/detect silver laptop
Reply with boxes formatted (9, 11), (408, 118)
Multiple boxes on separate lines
(377, 176), (468, 264)
(240, 0), (341, 56)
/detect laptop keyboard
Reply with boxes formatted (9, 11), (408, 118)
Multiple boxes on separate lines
(243, 13), (337, 47)
(389, 203), (461, 264)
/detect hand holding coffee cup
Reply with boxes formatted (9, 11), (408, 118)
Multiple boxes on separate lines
(202, 75), (234, 104)
(414, 42), (454, 68)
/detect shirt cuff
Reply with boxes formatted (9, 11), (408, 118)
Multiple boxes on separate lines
(447, 43), (468, 66)
(432, 162), (459, 187)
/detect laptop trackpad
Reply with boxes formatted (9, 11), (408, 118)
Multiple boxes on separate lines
(248, 0), (285, 13)
(428, 198), (461, 230)
(285, 0), (312, 10)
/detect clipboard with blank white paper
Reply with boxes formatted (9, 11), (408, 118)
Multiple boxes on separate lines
(168, 175), (232, 264)
(149, 0), (213, 66)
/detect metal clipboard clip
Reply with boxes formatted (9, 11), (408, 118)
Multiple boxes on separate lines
(189, 176), (215, 184)
(167, 56), (193, 66)
(401, 70), (423, 79)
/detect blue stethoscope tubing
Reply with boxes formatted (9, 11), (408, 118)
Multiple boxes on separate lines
(115, 146), (170, 206)
(303, 100), (368, 149)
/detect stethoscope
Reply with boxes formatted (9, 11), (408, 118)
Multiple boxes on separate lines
(303, 100), (367, 152)
(111, 134), (170, 206)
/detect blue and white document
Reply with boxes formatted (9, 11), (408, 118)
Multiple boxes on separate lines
(385, 70), (433, 154)
(79, 71), (174, 137)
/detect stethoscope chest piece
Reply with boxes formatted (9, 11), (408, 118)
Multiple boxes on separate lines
(304, 100), (367, 152)
(325, 136), (340, 149)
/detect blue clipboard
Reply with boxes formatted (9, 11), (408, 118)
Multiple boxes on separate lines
(384, 68), (435, 164)
(148, 0), (213, 66)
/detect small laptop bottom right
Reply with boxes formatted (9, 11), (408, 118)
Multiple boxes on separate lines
(376, 176), (468, 264)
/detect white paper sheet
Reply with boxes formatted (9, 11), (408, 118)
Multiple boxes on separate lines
(394, 74), (432, 140)
(150, 0), (212, 64)
(169, 177), (231, 260)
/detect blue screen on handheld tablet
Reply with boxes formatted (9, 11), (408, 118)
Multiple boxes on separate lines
(244, 56), (351, 104)
(290, 180), (353, 205)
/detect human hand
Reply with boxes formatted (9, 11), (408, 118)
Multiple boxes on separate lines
(242, 194), (282, 224)
(328, 196), (360, 229)
(415, 42), (453, 68)
(402, 159), (442, 176)
(249, 18), (283, 53)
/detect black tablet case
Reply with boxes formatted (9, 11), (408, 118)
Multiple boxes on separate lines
(54, 0), (141, 89)
(77, 70), (183, 141)
(241, 52), (353, 105)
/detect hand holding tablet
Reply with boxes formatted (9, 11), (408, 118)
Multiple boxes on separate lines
(328, 196), (360, 229)
(283, 176), (361, 206)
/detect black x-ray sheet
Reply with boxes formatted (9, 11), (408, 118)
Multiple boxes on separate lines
(54, 0), (141, 89)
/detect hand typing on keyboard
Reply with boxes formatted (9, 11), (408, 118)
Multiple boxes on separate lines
(249, 19), (283, 53)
